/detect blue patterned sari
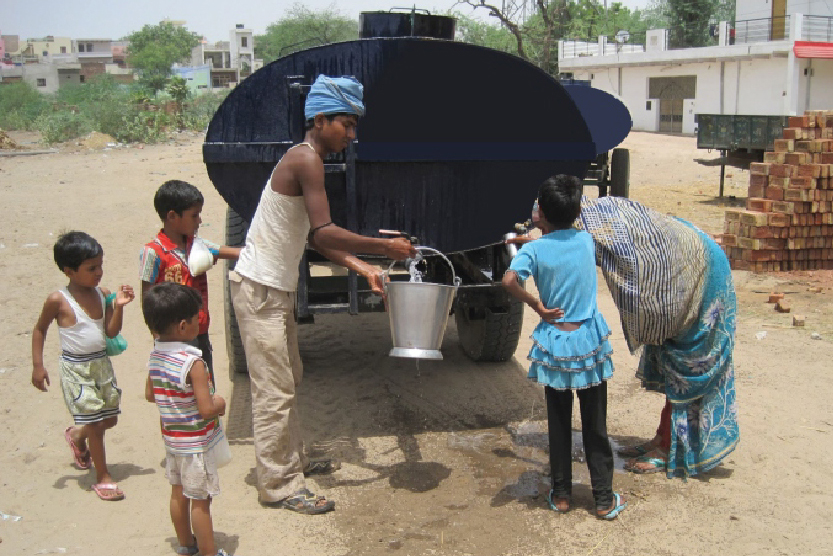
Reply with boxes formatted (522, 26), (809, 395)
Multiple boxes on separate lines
(578, 197), (739, 478)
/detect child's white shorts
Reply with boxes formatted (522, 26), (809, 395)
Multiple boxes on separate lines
(165, 448), (221, 500)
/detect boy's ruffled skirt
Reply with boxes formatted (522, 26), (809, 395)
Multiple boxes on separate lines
(527, 311), (613, 390)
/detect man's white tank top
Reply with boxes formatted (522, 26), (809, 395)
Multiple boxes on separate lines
(58, 288), (107, 356)
(234, 143), (314, 292)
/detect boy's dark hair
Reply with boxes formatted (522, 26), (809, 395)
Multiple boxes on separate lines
(537, 174), (583, 230)
(153, 180), (204, 220)
(142, 282), (202, 335)
(54, 231), (103, 271)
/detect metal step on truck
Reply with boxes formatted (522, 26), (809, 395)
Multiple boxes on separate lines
(202, 10), (632, 376)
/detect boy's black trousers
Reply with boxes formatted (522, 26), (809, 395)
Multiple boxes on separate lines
(545, 382), (613, 509)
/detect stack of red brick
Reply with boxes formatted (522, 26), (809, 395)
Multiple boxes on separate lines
(722, 110), (833, 272)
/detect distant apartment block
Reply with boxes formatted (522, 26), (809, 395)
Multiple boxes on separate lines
(1, 34), (134, 93)
(189, 24), (262, 90)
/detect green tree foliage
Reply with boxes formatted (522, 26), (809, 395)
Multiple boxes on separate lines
(126, 22), (201, 94)
(255, 3), (358, 63)
(0, 81), (49, 130)
(454, 14), (516, 53)
(167, 76), (189, 129)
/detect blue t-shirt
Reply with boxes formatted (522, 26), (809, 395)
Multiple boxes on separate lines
(508, 229), (598, 322)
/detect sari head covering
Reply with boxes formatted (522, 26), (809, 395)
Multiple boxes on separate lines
(304, 75), (366, 120)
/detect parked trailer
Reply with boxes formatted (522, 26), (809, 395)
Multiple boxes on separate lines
(695, 114), (789, 196)
(203, 10), (631, 375)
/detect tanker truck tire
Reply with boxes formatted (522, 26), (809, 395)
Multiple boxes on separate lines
(455, 298), (524, 362)
(610, 148), (630, 198)
(225, 207), (250, 379)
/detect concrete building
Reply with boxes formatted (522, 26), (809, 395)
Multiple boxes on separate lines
(171, 64), (211, 94)
(190, 24), (263, 90)
(0, 61), (82, 93)
(558, 1), (833, 134)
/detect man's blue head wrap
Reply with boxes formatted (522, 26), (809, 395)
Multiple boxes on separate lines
(304, 75), (366, 121)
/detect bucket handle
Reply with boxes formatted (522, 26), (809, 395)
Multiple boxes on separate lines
(384, 246), (462, 288)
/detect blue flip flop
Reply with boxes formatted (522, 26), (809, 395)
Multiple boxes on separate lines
(597, 493), (628, 520)
(546, 489), (570, 513)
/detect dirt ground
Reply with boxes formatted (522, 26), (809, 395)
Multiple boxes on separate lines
(1, 130), (832, 556)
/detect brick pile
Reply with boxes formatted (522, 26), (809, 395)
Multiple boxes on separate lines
(721, 110), (833, 272)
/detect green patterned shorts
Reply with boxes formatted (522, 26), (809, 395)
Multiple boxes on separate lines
(59, 355), (121, 425)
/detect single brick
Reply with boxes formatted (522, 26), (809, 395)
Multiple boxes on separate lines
(747, 198), (773, 212)
(765, 185), (785, 200)
(774, 139), (795, 152)
(750, 162), (771, 175)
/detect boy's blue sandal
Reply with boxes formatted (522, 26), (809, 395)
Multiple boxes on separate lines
(597, 493), (628, 520)
(546, 489), (571, 513)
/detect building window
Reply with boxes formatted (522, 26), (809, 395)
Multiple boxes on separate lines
(43, 51), (49, 57)
(87, 43), (93, 52)
(61, 46), (67, 53)
(79, 44), (85, 52)
(37, 78), (46, 87)
(80, 75), (85, 83)
(241, 37), (247, 47)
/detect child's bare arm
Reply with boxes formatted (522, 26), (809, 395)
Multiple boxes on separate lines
(32, 293), (61, 392)
(190, 361), (225, 419)
(216, 246), (241, 260)
(104, 285), (135, 338)
(145, 376), (155, 403)
(501, 270), (564, 323)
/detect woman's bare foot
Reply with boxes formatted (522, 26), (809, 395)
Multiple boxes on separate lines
(625, 448), (668, 474)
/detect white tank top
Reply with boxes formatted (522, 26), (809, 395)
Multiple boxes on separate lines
(234, 143), (314, 291)
(58, 288), (107, 356)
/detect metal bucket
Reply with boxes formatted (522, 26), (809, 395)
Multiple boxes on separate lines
(385, 247), (461, 360)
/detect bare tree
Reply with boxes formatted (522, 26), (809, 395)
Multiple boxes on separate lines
(457, 0), (571, 73)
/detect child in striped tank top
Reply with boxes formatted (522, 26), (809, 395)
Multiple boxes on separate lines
(143, 282), (232, 556)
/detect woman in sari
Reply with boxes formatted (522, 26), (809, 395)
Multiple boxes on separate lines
(514, 195), (739, 478)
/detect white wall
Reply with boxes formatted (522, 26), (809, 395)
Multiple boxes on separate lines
(736, 58), (790, 114)
(735, 0), (772, 22)
(570, 56), (797, 132)
(807, 58), (833, 110)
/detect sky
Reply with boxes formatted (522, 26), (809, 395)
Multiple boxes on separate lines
(2, 0), (651, 44)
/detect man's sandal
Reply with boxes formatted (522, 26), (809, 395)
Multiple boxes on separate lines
(596, 493), (628, 520)
(303, 459), (340, 476)
(277, 488), (335, 514)
(546, 489), (571, 513)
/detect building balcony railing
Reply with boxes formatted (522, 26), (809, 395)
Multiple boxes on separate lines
(560, 14), (833, 60)
(732, 16), (791, 44)
(802, 15), (833, 42)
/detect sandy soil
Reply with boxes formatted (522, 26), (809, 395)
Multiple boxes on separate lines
(1, 130), (832, 556)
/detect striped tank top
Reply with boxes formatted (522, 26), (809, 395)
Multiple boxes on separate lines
(148, 342), (220, 454)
